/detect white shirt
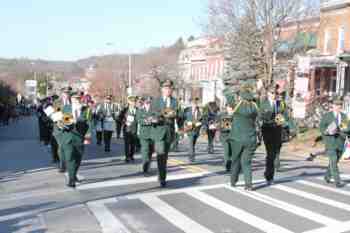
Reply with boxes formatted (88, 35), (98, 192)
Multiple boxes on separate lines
(164, 97), (171, 108)
(334, 111), (342, 125)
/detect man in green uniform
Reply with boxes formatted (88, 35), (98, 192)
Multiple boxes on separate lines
(183, 97), (202, 162)
(120, 96), (138, 162)
(259, 87), (288, 184)
(230, 84), (259, 191)
(219, 102), (235, 172)
(320, 97), (348, 188)
(137, 97), (155, 175)
(54, 88), (73, 173)
(150, 80), (179, 187)
(59, 113), (87, 188)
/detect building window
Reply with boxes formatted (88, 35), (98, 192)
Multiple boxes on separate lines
(338, 26), (345, 54)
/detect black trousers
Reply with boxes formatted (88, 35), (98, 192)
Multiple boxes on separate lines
(103, 130), (113, 151)
(115, 121), (122, 138)
(207, 129), (216, 153)
(50, 136), (60, 162)
(96, 131), (103, 145)
(124, 131), (137, 160)
(262, 125), (282, 181)
(188, 133), (199, 160)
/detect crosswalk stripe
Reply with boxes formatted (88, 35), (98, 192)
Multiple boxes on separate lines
(224, 185), (340, 226)
(77, 171), (211, 190)
(187, 190), (294, 233)
(297, 180), (350, 197)
(303, 220), (350, 233)
(87, 198), (131, 233)
(274, 185), (350, 212)
(140, 196), (214, 233)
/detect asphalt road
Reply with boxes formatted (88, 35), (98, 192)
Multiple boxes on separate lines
(1, 116), (350, 233)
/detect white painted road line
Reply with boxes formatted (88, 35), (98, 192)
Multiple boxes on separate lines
(303, 220), (350, 233)
(187, 190), (294, 233)
(224, 185), (340, 226)
(77, 172), (211, 190)
(140, 196), (214, 233)
(274, 185), (350, 212)
(297, 180), (350, 197)
(87, 198), (131, 233)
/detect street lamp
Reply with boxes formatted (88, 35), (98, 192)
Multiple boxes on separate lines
(105, 42), (133, 96)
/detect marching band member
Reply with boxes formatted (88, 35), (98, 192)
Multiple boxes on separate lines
(95, 95), (117, 152)
(320, 97), (349, 188)
(120, 96), (138, 162)
(204, 101), (219, 154)
(230, 84), (259, 191)
(150, 80), (179, 187)
(57, 113), (88, 188)
(218, 101), (235, 172)
(137, 96), (155, 175)
(259, 87), (288, 185)
(183, 97), (202, 162)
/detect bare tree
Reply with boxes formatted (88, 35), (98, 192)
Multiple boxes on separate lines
(205, 0), (319, 88)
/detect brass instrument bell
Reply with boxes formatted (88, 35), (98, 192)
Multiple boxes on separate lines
(275, 113), (286, 126)
(62, 113), (74, 125)
(162, 107), (176, 119)
(221, 118), (232, 130)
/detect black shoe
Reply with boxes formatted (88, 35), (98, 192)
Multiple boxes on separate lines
(324, 176), (331, 183)
(143, 162), (150, 172)
(336, 182), (345, 188)
(58, 168), (66, 173)
(266, 180), (274, 186)
(105, 148), (110, 152)
(160, 180), (167, 188)
(67, 180), (76, 188)
(75, 176), (82, 183)
(306, 153), (316, 161)
(244, 185), (253, 191)
(125, 158), (130, 163)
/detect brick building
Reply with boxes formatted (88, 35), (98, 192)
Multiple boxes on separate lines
(294, 0), (350, 100)
(178, 37), (225, 106)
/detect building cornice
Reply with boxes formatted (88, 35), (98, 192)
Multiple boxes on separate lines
(321, 0), (350, 12)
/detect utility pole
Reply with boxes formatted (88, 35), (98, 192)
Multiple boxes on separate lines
(128, 54), (132, 95)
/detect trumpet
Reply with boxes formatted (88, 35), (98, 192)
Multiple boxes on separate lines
(161, 107), (176, 119)
(275, 113), (286, 126)
(220, 118), (232, 130)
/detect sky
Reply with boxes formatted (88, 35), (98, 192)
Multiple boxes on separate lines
(1, 0), (205, 61)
